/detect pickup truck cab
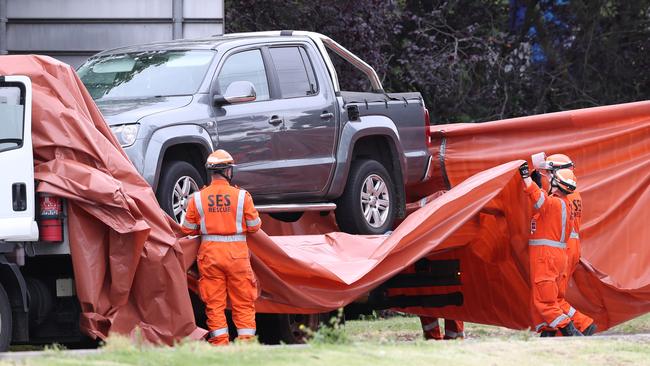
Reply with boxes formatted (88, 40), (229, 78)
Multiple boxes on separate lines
(77, 31), (432, 234)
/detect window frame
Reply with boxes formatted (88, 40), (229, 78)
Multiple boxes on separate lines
(210, 46), (275, 104)
(0, 81), (26, 154)
(266, 44), (321, 100)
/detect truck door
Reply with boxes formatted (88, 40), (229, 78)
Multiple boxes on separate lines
(212, 48), (285, 198)
(0, 76), (38, 241)
(265, 45), (337, 196)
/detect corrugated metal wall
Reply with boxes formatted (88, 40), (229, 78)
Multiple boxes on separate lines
(0, 0), (224, 67)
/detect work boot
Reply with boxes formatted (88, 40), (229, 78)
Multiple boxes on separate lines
(582, 323), (597, 336)
(559, 321), (584, 337)
(540, 330), (556, 337)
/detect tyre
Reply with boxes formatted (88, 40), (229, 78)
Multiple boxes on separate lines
(0, 283), (13, 352)
(156, 161), (204, 223)
(336, 159), (396, 235)
(269, 212), (303, 223)
(257, 313), (327, 344)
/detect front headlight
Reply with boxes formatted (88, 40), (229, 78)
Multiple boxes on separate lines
(110, 123), (139, 147)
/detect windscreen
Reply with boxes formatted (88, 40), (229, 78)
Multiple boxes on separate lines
(0, 84), (24, 153)
(78, 50), (215, 100)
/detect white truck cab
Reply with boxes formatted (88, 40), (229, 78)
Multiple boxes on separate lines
(0, 75), (38, 242)
(0, 75), (82, 352)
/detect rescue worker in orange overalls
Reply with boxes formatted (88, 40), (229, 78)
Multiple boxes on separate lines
(419, 316), (464, 340)
(181, 149), (262, 345)
(534, 154), (596, 336)
(519, 162), (583, 336)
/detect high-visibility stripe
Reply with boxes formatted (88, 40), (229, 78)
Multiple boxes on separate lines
(444, 330), (465, 338)
(208, 327), (228, 339)
(535, 322), (548, 332)
(182, 220), (198, 230)
(246, 217), (261, 227)
(534, 194), (545, 209)
(422, 322), (439, 331)
(202, 234), (246, 242)
(236, 189), (246, 234)
(549, 314), (569, 328)
(529, 239), (566, 249)
(237, 328), (256, 336)
(194, 192), (207, 235)
(567, 307), (576, 318)
(570, 231), (580, 239)
(560, 200), (566, 243)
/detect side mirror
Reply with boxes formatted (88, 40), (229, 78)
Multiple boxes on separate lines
(213, 81), (257, 106)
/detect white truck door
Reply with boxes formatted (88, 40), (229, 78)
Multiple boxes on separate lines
(0, 75), (38, 241)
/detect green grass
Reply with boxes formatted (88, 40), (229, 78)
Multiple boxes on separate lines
(2, 313), (648, 366)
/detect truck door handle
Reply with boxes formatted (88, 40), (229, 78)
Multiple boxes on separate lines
(12, 183), (27, 211)
(320, 112), (334, 120)
(268, 116), (283, 126)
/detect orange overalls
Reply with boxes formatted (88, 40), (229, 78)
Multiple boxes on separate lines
(525, 183), (573, 332)
(557, 191), (594, 332)
(181, 179), (261, 345)
(419, 316), (464, 340)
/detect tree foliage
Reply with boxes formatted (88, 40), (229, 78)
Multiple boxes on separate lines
(226, 0), (650, 123)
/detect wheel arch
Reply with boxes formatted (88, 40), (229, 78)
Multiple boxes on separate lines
(142, 125), (214, 192)
(329, 117), (407, 218)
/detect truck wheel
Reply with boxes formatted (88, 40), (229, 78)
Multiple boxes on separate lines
(336, 159), (396, 235)
(156, 161), (204, 224)
(0, 283), (13, 352)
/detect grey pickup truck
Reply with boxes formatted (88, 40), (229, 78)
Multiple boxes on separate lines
(77, 31), (432, 234)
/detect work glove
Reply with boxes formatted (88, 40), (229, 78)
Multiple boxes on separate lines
(519, 162), (530, 179)
(531, 170), (542, 188)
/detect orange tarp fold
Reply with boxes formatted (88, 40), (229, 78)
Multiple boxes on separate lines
(2, 55), (648, 343)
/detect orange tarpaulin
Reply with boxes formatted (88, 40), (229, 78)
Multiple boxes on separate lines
(2, 55), (648, 343)
(0, 55), (205, 344)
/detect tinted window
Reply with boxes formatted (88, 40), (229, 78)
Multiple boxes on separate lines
(217, 50), (270, 101)
(270, 47), (317, 98)
(78, 50), (215, 100)
(0, 85), (24, 153)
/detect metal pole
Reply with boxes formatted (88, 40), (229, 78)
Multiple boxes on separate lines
(220, 0), (225, 34)
(172, 0), (183, 39)
(0, 0), (7, 55)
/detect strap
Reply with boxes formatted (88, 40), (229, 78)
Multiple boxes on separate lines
(235, 189), (246, 234)
(534, 194), (545, 209)
(202, 234), (246, 243)
(246, 217), (261, 227)
(422, 321), (440, 331)
(567, 307), (576, 318)
(549, 314), (569, 328)
(208, 327), (228, 339)
(237, 328), (256, 336)
(182, 220), (198, 230)
(560, 200), (567, 247)
(529, 239), (566, 249)
(194, 192), (207, 234)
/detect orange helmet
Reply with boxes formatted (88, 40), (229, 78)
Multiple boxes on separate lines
(205, 149), (235, 170)
(543, 154), (574, 171)
(552, 168), (577, 194)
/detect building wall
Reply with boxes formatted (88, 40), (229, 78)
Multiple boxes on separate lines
(0, 0), (224, 67)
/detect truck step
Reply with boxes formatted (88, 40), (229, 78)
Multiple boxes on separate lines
(256, 203), (336, 213)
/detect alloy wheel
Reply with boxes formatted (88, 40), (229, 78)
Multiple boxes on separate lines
(172, 176), (199, 223)
(360, 174), (390, 228)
